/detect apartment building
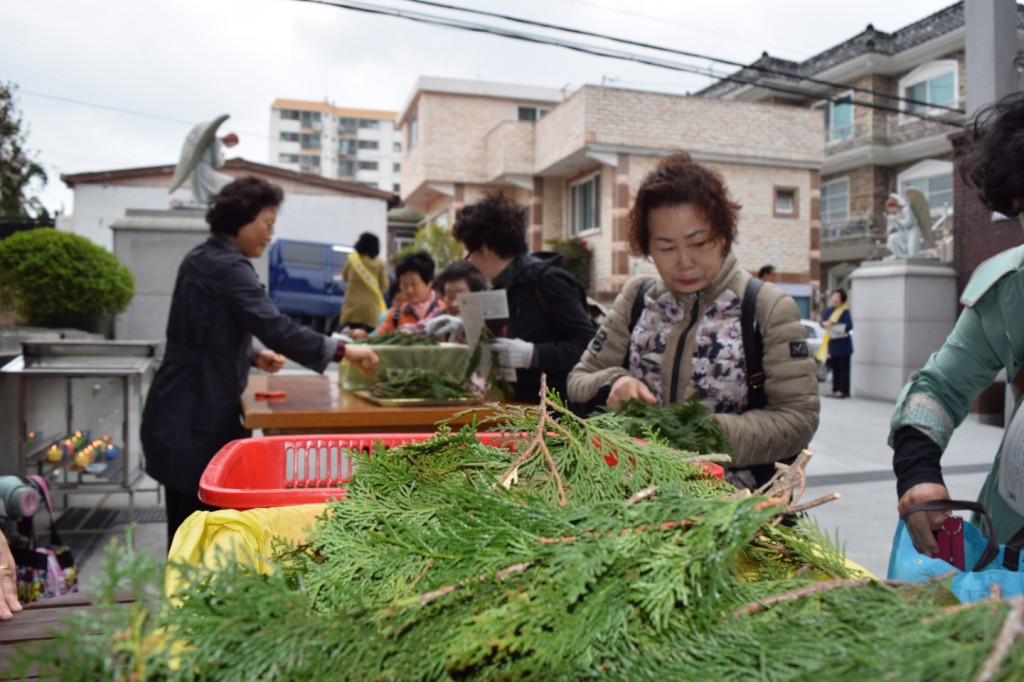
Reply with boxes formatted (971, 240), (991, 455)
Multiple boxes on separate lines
(699, 1), (1024, 292)
(397, 76), (823, 308)
(269, 99), (403, 193)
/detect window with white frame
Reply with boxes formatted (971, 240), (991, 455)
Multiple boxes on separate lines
(820, 178), (850, 231)
(897, 159), (954, 213)
(517, 106), (550, 122)
(813, 93), (854, 142)
(900, 60), (958, 116)
(279, 109), (300, 120)
(279, 132), (299, 142)
(774, 187), (798, 218)
(357, 140), (379, 150)
(569, 174), (600, 235)
(358, 160), (378, 171)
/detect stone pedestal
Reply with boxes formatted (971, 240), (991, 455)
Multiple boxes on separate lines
(849, 259), (958, 402)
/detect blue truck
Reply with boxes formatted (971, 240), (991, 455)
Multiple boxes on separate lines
(268, 239), (352, 334)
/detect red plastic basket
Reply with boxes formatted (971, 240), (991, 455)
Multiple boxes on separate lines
(198, 433), (516, 509)
(199, 432), (725, 510)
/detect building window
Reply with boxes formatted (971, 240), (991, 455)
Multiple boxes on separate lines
(279, 109), (300, 120)
(300, 133), (321, 150)
(338, 117), (357, 133)
(358, 119), (380, 129)
(278, 153), (299, 164)
(774, 187), (798, 218)
(299, 111), (322, 130)
(569, 174), (601, 235)
(820, 178), (850, 232)
(299, 155), (321, 172)
(338, 160), (355, 176)
(393, 162), (401, 173)
(897, 159), (954, 213)
(900, 60), (958, 115)
(517, 106), (550, 122)
(393, 142), (401, 153)
(357, 140), (379, 150)
(407, 113), (419, 149)
(358, 181), (379, 189)
(393, 183), (400, 192)
(279, 131), (299, 142)
(814, 93), (853, 142)
(338, 139), (356, 155)
(358, 160), (379, 171)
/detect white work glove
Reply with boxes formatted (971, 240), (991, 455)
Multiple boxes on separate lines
(493, 337), (535, 369)
(424, 314), (464, 337)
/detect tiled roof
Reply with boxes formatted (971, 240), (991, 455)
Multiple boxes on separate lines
(61, 159), (399, 207)
(699, 2), (1020, 97)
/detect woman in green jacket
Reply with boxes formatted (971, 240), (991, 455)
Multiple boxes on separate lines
(892, 92), (1024, 554)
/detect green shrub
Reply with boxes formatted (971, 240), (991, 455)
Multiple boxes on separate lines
(546, 235), (593, 291)
(0, 228), (134, 330)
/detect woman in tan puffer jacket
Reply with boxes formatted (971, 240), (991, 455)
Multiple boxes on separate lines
(567, 152), (819, 489)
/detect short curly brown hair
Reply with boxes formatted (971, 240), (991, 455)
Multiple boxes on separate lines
(958, 91), (1024, 217)
(206, 176), (284, 236)
(452, 192), (527, 259)
(627, 152), (740, 256)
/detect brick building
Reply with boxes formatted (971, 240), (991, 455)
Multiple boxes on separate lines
(700, 1), (1024, 295)
(397, 76), (823, 309)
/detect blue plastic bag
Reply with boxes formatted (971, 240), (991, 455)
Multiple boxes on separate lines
(887, 499), (1024, 603)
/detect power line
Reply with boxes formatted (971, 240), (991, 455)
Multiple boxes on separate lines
(398, 0), (965, 116)
(294, 0), (964, 128)
(20, 90), (270, 139)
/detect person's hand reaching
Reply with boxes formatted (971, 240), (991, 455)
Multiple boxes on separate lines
(424, 315), (464, 338)
(898, 482), (951, 556)
(0, 535), (22, 620)
(492, 338), (535, 369)
(608, 375), (656, 409)
(344, 344), (380, 374)
(254, 349), (286, 373)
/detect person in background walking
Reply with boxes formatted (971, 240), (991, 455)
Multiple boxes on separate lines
(820, 288), (853, 398)
(339, 232), (389, 335)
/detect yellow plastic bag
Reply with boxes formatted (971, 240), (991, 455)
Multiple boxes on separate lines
(165, 503), (327, 599)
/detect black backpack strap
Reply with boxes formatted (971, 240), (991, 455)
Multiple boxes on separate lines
(742, 277), (765, 409)
(622, 278), (656, 369)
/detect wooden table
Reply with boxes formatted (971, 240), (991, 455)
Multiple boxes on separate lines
(0, 590), (135, 677)
(241, 374), (507, 434)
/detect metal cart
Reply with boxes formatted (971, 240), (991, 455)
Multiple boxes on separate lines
(2, 340), (161, 511)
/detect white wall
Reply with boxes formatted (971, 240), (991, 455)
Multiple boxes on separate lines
(69, 184), (195, 251)
(67, 183), (389, 262)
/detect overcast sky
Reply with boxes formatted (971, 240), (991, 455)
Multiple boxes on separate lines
(4, 0), (957, 214)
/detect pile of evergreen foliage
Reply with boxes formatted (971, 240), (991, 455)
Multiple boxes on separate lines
(10, 391), (1024, 680)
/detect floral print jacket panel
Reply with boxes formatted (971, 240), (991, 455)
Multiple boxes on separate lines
(568, 253), (820, 469)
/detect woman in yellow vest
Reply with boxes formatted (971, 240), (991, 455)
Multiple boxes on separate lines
(819, 288), (853, 398)
(339, 232), (389, 334)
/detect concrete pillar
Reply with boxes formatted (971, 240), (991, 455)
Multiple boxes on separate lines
(965, 0), (1019, 117)
(849, 260), (958, 401)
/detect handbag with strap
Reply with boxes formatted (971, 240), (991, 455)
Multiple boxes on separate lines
(11, 475), (78, 603)
(887, 499), (1024, 603)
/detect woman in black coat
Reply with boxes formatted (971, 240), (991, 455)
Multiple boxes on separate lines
(141, 176), (379, 547)
(427, 192), (595, 404)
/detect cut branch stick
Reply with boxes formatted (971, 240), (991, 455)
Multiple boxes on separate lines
(732, 577), (874, 616)
(495, 375), (567, 505)
(782, 492), (842, 515)
(975, 596), (1024, 682)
